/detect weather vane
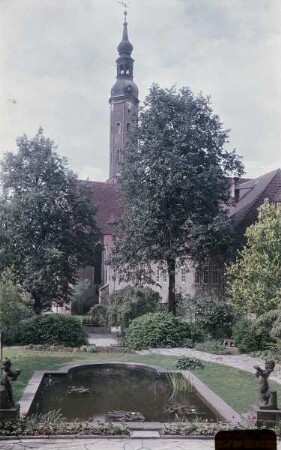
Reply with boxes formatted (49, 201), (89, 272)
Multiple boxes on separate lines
(117, 1), (130, 19)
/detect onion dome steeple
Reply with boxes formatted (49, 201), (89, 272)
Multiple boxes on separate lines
(108, 9), (139, 181)
(110, 11), (138, 100)
(117, 11), (133, 56)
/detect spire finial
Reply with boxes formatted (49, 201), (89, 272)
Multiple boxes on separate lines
(117, 1), (133, 55)
(118, 1), (129, 22)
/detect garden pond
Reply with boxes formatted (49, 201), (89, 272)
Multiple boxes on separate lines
(28, 363), (219, 422)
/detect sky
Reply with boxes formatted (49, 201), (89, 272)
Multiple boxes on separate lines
(0, 0), (280, 181)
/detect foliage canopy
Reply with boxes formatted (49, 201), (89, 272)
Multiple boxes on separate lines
(0, 269), (33, 344)
(226, 201), (281, 315)
(178, 293), (237, 339)
(106, 286), (159, 330)
(113, 84), (243, 313)
(0, 129), (99, 313)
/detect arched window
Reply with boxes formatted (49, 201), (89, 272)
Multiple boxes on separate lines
(120, 65), (125, 75)
(116, 122), (121, 134)
(117, 149), (122, 162)
(126, 122), (130, 132)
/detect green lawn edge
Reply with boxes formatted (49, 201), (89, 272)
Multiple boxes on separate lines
(4, 347), (281, 415)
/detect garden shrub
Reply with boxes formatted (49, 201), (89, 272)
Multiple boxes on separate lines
(18, 314), (88, 347)
(89, 304), (107, 326)
(188, 322), (205, 343)
(181, 338), (194, 348)
(252, 308), (281, 354)
(80, 344), (96, 353)
(175, 356), (205, 370)
(106, 286), (159, 330)
(125, 311), (191, 350)
(233, 317), (270, 353)
(182, 293), (237, 340)
(0, 269), (33, 344)
(194, 340), (232, 355)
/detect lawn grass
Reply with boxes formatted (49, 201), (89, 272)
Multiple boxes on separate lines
(4, 347), (281, 415)
(193, 364), (281, 415)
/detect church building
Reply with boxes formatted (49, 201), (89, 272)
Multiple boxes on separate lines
(76, 12), (281, 309)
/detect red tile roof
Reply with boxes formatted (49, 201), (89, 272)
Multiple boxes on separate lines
(229, 168), (281, 230)
(80, 180), (122, 235)
(80, 169), (281, 237)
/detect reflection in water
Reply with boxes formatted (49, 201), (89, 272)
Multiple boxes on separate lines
(30, 365), (218, 422)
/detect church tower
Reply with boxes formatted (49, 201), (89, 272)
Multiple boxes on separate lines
(109, 11), (139, 181)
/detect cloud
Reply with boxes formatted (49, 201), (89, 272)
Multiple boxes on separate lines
(0, 0), (279, 179)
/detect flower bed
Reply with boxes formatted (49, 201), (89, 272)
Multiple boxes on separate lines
(0, 417), (130, 437)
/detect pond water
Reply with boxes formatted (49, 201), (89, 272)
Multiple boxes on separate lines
(29, 364), (219, 422)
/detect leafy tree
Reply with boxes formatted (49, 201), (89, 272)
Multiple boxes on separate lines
(226, 201), (281, 315)
(71, 279), (91, 315)
(0, 129), (99, 313)
(232, 317), (270, 353)
(0, 269), (33, 344)
(253, 309), (281, 354)
(113, 84), (243, 313)
(178, 293), (237, 339)
(106, 286), (159, 330)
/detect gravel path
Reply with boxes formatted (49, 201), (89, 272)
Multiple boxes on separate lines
(136, 348), (281, 384)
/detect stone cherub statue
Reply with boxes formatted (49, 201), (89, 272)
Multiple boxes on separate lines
(0, 358), (21, 409)
(254, 360), (276, 408)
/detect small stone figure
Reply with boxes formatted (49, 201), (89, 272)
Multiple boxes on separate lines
(0, 358), (21, 408)
(254, 360), (276, 408)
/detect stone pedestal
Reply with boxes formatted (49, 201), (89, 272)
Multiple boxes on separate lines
(0, 385), (20, 420)
(248, 403), (281, 427)
(248, 389), (281, 426)
(0, 403), (20, 420)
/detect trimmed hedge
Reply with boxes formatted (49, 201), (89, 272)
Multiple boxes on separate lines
(125, 312), (191, 350)
(18, 314), (88, 347)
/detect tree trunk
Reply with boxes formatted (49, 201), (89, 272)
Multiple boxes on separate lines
(167, 257), (176, 315)
(33, 293), (42, 315)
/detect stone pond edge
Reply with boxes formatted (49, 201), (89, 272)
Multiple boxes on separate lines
(19, 361), (241, 430)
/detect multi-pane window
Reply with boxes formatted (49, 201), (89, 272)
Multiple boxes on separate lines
(212, 265), (220, 285)
(181, 267), (186, 283)
(203, 265), (210, 284)
(162, 269), (167, 282)
(195, 267), (200, 284)
(156, 268), (160, 282)
(194, 261), (224, 292)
